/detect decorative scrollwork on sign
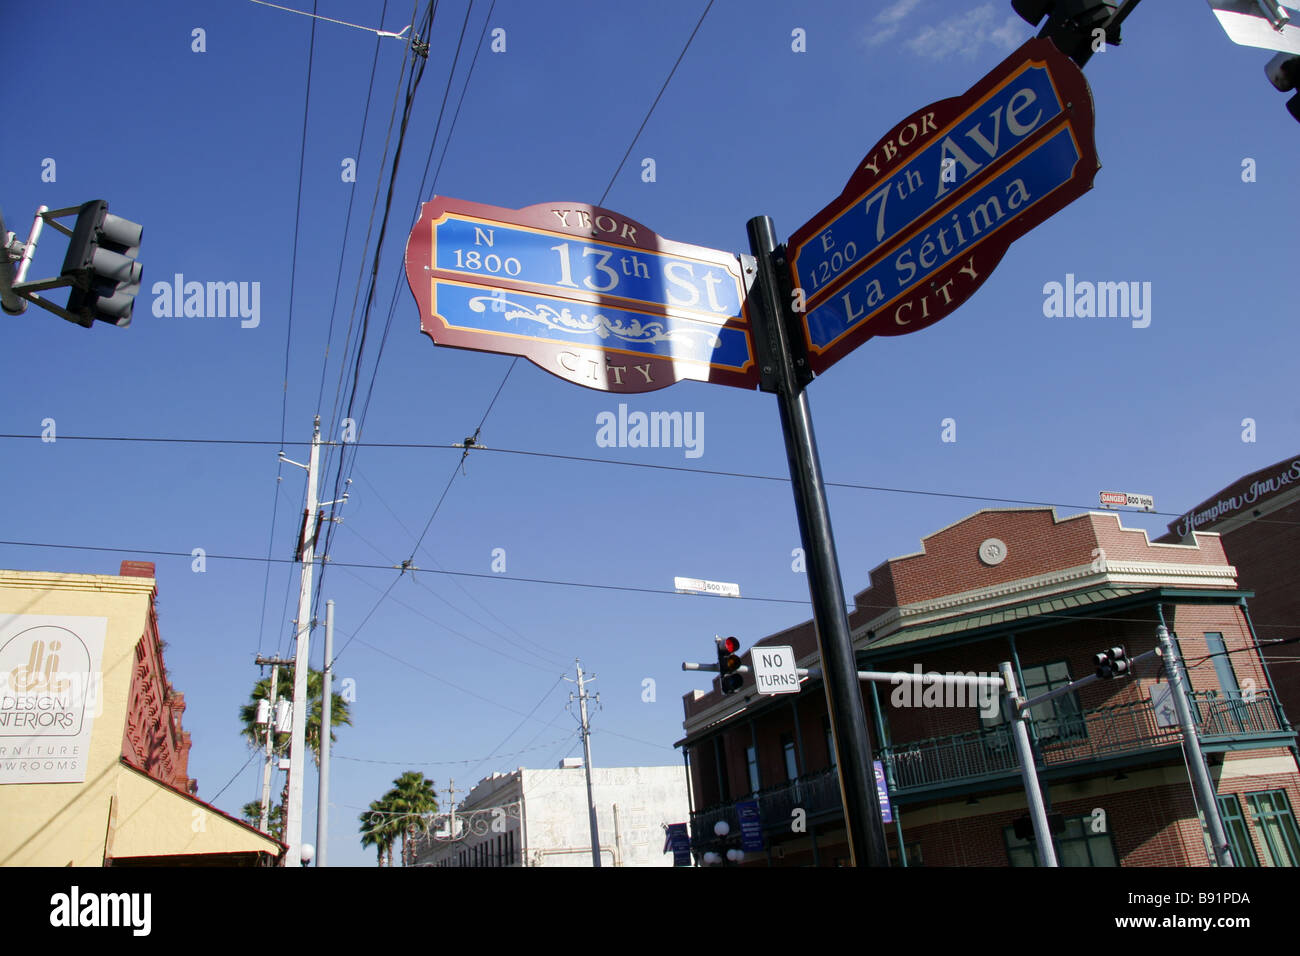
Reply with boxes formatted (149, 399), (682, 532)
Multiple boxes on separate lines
(467, 295), (721, 352)
(423, 801), (523, 843)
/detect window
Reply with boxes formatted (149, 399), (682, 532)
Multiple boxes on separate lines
(746, 745), (760, 794)
(1246, 790), (1300, 866)
(888, 841), (923, 867)
(1204, 633), (1241, 697)
(985, 661), (1085, 745)
(1005, 815), (1117, 867)
(781, 734), (798, 781)
(823, 716), (837, 769)
(1218, 795), (1258, 867)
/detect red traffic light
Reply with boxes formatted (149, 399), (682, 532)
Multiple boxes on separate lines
(716, 636), (744, 695)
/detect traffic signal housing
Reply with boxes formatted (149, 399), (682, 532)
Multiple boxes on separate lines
(1012, 0), (1124, 67)
(1265, 52), (1300, 123)
(59, 200), (143, 328)
(717, 636), (743, 695)
(1094, 645), (1131, 679)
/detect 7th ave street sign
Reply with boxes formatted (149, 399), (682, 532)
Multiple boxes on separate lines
(404, 197), (761, 393)
(787, 38), (1100, 376)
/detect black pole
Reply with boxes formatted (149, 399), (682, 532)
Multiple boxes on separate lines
(745, 215), (890, 867)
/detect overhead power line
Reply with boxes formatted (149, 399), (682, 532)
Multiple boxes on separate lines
(4, 432), (1295, 527)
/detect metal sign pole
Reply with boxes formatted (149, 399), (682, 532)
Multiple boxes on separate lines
(1000, 662), (1058, 867)
(746, 214), (889, 867)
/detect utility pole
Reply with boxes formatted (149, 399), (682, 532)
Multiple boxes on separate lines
(444, 779), (463, 839)
(254, 655), (294, 833)
(316, 599), (334, 867)
(1000, 662), (1058, 867)
(567, 660), (601, 867)
(282, 417), (321, 868)
(1158, 624), (1236, 866)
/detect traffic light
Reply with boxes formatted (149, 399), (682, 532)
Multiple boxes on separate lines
(1265, 52), (1300, 123)
(1094, 645), (1131, 679)
(1012, 0), (1124, 67)
(717, 635), (743, 695)
(59, 199), (143, 328)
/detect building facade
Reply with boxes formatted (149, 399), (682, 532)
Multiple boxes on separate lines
(1157, 452), (1300, 735)
(412, 761), (689, 867)
(0, 561), (283, 866)
(679, 508), (1300, 867)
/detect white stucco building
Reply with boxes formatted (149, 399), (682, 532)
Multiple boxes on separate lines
(413, 760), (689, 867)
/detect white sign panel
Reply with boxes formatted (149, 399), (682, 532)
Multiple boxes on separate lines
(1208, 2), (1300, 55)
(1099, 490), (1155, 511)
(752, 645), (800, 695)
(1149, 682), (1179, 729)
(673, 576), (740, 598)
(0, 615), (107, 784)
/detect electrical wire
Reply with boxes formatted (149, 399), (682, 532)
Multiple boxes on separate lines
(597, 0), (715, 207)
(10, 432), (1289, 528)
(4, 535), (1292, 635)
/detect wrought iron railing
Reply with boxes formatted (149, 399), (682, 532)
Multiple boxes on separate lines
(690, 690), (1289, 833)
(878, 690), (1287, 793)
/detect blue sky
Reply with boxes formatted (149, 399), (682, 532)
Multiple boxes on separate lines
(2, 1), (1297, 867)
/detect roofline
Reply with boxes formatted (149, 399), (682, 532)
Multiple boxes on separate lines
(118, 756), (287, 853)
(853, 507), (1223, 603)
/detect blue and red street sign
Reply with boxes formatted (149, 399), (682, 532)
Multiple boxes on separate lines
(787, 38), (1100, 376)
(404, 197), (761, 393)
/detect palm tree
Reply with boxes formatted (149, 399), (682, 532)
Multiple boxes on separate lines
(239, 667), (352, 766)
(376, 771), (439, 866)
(358, 799), (397, 866)
(242, 800), (284, 841)
(238, 667), (352, 839)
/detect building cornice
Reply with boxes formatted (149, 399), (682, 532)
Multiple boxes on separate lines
(855, 561), (1236, 644)
(0, 570), (156, 596)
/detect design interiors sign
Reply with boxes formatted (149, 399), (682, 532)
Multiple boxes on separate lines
(0, 616), (106, 784)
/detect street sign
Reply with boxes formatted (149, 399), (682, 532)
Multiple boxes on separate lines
(1209, 1), (1300, 54)
(751, 644), (800, 695)
(404, 197), (760, 393)
(673, 576), (741, 598)
(786, 38), (1099, 376)
(1100, 490), (1154, 510)
(736, 800), (765, 852)
(873, 761), (893, 825)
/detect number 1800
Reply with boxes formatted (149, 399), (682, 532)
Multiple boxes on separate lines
(452, 249), (522, 276)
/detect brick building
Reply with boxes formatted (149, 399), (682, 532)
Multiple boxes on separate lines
(678, 508), (1300, 866)
(1156, 453), (1300, 738)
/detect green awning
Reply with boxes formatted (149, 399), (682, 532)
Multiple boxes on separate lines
(863, 586), (1151, 651)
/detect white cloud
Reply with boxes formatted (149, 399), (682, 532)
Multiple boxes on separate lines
(866, 0), (924, 47)
(867, 2), (1033, 59)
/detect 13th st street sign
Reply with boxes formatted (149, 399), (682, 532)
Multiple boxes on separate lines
(787, 38), (1100, 375)
(404, 197), (760, 393)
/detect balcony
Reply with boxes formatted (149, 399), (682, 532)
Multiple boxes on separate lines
(878, 690), (1289, 796)
(690, 691), (1290, 838)
(690, 768), (842, 848)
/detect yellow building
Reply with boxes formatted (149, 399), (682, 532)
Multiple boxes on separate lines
(0, 561), (282, 866)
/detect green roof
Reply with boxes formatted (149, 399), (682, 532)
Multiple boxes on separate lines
(863, 586), (1151, 651)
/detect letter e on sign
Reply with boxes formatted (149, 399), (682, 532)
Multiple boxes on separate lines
(751, 644), (800, 696)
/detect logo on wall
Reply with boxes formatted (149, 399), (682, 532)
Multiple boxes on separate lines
(0, 618), (106, 784)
